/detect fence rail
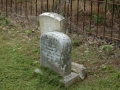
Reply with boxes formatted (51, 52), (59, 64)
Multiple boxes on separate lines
(0, 0), (120, 41)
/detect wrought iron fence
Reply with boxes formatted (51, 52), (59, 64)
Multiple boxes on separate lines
(0, 0), (120, 41)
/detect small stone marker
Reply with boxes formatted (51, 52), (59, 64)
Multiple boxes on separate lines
(39, 12), (66, 34)
(40, 31), (71, 76)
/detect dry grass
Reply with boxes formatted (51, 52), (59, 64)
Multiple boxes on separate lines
(1, 0), (119, 41)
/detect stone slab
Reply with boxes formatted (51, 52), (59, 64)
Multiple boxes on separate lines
(40, 31), (71, 76)
(39, 12), (66, 34)
(71, 62), (87, 79)
(63, 72), (79, 87)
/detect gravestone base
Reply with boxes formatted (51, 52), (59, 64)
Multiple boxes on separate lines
(62, 72), (79, 87)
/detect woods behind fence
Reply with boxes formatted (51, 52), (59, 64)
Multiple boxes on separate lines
(0, 0), (120, 41)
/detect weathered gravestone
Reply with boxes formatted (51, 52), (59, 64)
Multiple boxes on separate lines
(39, 12), (87, 87)
(40, 31), (71, 76)
(39, 12), (66, 34)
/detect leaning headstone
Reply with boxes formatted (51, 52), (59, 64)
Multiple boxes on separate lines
(40, 31), (71, 76)
(39, 12), (66, 34)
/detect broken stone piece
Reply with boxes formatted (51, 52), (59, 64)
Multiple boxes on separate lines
(71, 62), (87, 79)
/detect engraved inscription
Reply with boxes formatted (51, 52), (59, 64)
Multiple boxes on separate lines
(41, 35), (61, 65)
(40, 32), (71, 76)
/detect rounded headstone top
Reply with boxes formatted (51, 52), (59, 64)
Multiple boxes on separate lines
(40, 12), (65, 21)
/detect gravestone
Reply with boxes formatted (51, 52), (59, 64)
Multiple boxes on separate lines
(39, 12), (87, 87)
(39, 12), (66, 34)
(40, 31), (71, 76)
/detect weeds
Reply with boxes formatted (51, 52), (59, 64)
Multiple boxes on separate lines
(25, 30), (32, 36)
(102, 44), (114, 55)
(72, 39), (82, 46)
(92, 14), (104, 25)
(0, 16), (10, 25)
(99, 64), (116, 73)
(108, 0), (120, 14)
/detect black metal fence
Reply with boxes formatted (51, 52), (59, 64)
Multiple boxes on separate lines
(0, 0), (120, 41)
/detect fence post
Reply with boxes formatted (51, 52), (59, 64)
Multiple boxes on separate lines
(6, 0), (7, 16)
(36, 0), (37, 16)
